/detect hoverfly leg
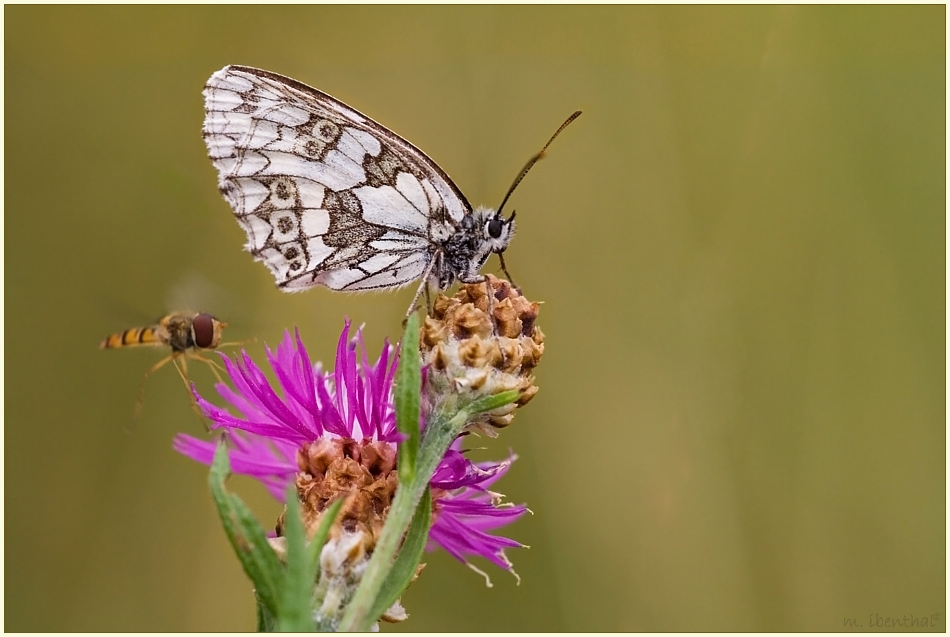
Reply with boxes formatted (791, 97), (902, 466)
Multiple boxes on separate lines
(135, 352), (178, 421)
(217, 337), (256, 351)
(172, 355), (212, 431)
(188, 350), (227, 385)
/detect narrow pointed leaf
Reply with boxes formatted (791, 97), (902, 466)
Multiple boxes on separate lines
(307, 498), (344, 571)
(257, 598), (277, 632)
(367, 488), (432, 624)
(396, 312), (421, 482)
(209, 442), (283, 618)
(276, 487), (317, 632)
(229, 496), (285, 615)
(464, 389), (521, 418)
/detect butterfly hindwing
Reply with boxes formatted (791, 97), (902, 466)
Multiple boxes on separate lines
(203, 65), (472, 292)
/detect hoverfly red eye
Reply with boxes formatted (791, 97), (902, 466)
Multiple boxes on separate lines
(192, 313), (216, 349)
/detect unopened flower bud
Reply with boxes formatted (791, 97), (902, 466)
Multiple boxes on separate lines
(421, 274), (544, 429)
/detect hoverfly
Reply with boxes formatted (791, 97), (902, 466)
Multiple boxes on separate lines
(100, 311), (228, 422)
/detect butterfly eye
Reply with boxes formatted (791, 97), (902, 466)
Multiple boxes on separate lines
(192, 313), (216, 349)
(487, 218), (504, 239)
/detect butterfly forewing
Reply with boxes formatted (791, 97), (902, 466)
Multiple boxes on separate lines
(203, 65), (473, 292)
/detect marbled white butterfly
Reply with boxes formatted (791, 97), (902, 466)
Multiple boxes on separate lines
(202, 65), (579, 312)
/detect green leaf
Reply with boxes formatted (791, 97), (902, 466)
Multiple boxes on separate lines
(463, 389), (521, 418)
(367, 488), (432, 624)
(209, 442), (284, 620)
(309, 499), (344, 632)
(396, 312), (421, 483)
(230, 497), (285, 616)
(257, 597), (277, 632)
(275, 495), (344, 632)
(276, 486), (317, 632)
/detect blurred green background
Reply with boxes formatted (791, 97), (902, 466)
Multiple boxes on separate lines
(6, 5), (945, 632)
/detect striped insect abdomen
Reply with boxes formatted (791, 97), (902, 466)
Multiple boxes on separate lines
(99, 325), (164, 349)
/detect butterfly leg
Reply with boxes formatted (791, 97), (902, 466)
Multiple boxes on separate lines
(478, 278), (513, 368)
(485, 277), (498, 336)
(404, 255), (440, 325)
(459, 273), (500, 337)
(497, 252), (520, 292)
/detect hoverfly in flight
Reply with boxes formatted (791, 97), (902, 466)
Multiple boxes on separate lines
(100, 311), (229, 423)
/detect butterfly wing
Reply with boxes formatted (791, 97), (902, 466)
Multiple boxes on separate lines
(203, 65), (472, 292)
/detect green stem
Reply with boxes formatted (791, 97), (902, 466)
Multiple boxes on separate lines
(338, 406), (469, 631)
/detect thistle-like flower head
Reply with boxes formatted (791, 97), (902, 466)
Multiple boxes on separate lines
(174, 320), (526, 590)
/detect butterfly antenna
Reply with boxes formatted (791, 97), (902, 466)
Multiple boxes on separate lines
(495, 110), (582, 217)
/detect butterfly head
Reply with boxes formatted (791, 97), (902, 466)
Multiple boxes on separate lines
(475, 206), (516, 255)
(437, 206), (517, 288)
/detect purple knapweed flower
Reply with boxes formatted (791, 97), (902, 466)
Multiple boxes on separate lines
(174, 320), (526, 580)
